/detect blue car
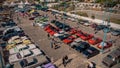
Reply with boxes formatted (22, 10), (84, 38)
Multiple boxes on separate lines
(82, 47), (99, 59)
(74, 42), (90, 52)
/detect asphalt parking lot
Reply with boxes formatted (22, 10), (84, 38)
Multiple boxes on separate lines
(13, 10), (120, 68)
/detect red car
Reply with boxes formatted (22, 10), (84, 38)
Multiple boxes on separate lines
(68, 28), (78, 35)
(88, 37), (102, 45)
(97, 41), (112, 49)
(49, 30), (58, 36)
(80, 33), (93, 41)
(44, 25), (51, 31)
(46, 28), (53, 33)
(62, 36), (76, 44)
(75, 31), (84, 37)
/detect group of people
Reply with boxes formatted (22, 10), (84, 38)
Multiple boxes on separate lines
(47, 33), (59, 49)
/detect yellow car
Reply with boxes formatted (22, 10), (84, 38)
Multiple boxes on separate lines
(6, 44), (16, 50)
(13, 39), (22, 44)
(22, 39), (31, 45)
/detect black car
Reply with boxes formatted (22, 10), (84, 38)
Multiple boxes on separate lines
(2, 32), (24, 41)
(1, 22), (17, 28)
(20, 58), (38, 67)
(32, 11), (39, 17)
(3, 29), (23, 36)
(96, 25), (107, 31)
(82, 47), (100, 59)
(74, 42), (90, 52)
(58, 34), (70, 40)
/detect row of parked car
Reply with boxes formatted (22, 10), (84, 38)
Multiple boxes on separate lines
(51, 20), (112, 49)
(0, 17), (56, 68)
(34, 18), (99, 59)
(51, 10), (120, 36)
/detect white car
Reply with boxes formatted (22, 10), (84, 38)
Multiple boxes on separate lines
(13, 55), (49, 68)
(53, 30), (67, 37)
(9, 48), (42, 64)
(9, 44), (36, 55)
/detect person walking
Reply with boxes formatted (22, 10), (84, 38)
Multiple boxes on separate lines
(62, 55), (68, 67)
(47, 33), (50, 39)
(50, 38), (55, 48)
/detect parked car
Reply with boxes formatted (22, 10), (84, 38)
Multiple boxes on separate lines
(9, 44), (36, 55)
(53, 30), (66, 37)
(80, 33), (93, 41)
(102, 48), (120, 67)
(42, 63), (56, 68)
(82, 47), (100, 59)
(97, 41), (112, 49)
(68, 28), (78, 35)
(88, 37), (102, 45)
(69, 38), (82, 48)
(1, 21), (17, 28)
(9, 48), (43, 64)
(111, 29), (120, 36)
(3, 27), (23, 36)
(75, 31), (85, 37)
(95, 25), (107, 31)
(58, 34), (70, 40)
(103, 27), (113, 33)
(62, 36), (76, 44)
(14, 55), (49, 68)
(2, 32), (24, 41)
(74, 42), (90, 52)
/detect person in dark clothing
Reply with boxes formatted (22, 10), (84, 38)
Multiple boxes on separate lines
(62, 55), (68, 67)
(47, 33), (50, 39)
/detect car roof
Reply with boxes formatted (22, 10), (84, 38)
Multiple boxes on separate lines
(20, 49), (31, 57)
(16, 44), (27, 50)
(27, 44), (36, 49)
(31, 48), (42, 55)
